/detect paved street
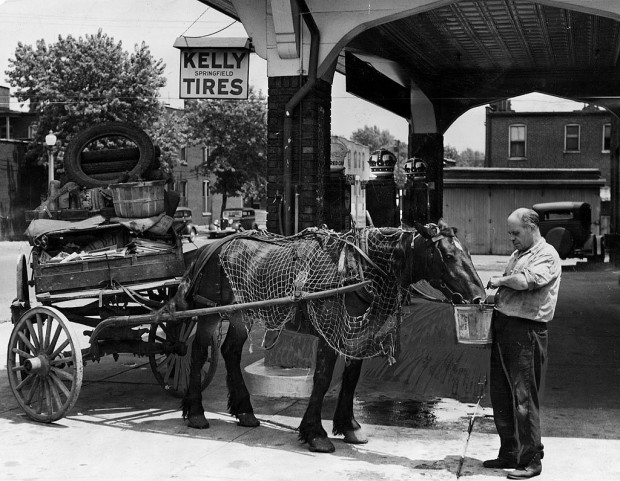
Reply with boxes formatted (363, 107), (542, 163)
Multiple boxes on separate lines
(1, 239), (620, 480)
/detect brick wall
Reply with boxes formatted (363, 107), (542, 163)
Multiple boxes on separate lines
(267, 76), (332, 232)
(486, 109), (612, 180)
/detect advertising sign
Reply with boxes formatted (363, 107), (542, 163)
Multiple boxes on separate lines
(174, 38), (251, 100)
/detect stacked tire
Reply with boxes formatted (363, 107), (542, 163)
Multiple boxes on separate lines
(64, 122), (156, 188)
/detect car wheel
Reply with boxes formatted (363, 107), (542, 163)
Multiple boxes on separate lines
(189, 228), (197, 243)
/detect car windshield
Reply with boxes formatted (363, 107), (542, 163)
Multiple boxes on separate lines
(223, 210), (243, 218)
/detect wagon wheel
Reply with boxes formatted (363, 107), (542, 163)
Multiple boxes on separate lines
(7, 307), (84, 423)
(148, 318), (219, 398)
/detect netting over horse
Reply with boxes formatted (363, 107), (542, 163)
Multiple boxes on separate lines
(170, 220), (485, 453)
(219, 227), (411, 360)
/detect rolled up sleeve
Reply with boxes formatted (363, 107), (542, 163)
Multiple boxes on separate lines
(522, 252), (559, 290)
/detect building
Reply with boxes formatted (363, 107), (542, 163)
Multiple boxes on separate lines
(484, 99), (612, 236)
(330, 135), (370, 227)
(485, 100), (612, 180)
(443, 167), (605, 255)
(0, 85), (41, 240)
(174, 144), (244, 228)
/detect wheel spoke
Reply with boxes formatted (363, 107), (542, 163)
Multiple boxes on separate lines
(37, 315), (45, 351)
(17, 330), (37, 354)
(11, 346), (33, 360)
(51, 366), (74, 383)
(37, 380), (45, 414)
(159, 356), (174, 383)
(49, 371), (71, 399)
(48, 378), (63, 412)
(25, 376), (41, 404)
(47, 322), (62, 355)
(44, 380), (53, 417)
(44, 315), (53, 350)
(15, 372), (36, 391)
(49, 338), (70, 360)
(50, 355), (74, 366)
(178, 322), (187, 340)
(173, 355), (182, 391)
(26, 318), (41, 351)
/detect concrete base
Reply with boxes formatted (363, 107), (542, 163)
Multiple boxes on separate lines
(244, 358), (314, 398)
(244, 357), (345, 398)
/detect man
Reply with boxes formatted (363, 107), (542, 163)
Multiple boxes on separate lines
(484, 208), (561, 479)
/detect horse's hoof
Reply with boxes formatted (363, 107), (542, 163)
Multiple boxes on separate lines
(343, 429), (368, 444)
(237, 412), (260, 427)
(308, 436), (335, 453)
(187, 414), (210, 429)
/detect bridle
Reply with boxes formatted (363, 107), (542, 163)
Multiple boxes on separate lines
(413, 223), (477, 305)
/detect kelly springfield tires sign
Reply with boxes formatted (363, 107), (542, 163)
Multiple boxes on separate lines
(173, 37), (251, 99)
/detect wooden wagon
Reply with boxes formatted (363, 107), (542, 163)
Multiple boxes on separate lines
(6, 219), (370, 423)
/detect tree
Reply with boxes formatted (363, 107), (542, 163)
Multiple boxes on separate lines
(444, 144), (459, 161)
(458, 148), (485, 167)
(184, 87), (268, 214)
(5, 30), (168, 176)
(351, 125), (396, 152)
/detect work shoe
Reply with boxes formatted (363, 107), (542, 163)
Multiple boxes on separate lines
(507, 454), (542, 479)
(483, 458), (518, 469)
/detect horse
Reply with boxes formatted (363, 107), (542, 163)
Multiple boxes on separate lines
(168, 220), (485, 453)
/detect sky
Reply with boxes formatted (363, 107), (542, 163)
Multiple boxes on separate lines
(0, 0), (586, 153)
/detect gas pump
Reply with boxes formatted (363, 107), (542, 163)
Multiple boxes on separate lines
(402, 158), (430, 226)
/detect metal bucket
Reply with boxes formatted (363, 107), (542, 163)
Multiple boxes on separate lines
(454, 304), (494, 345)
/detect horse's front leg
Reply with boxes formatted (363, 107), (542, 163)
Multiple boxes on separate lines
(183, 314), (217, 429)
(333, 358), (368, 444)
(221, 312), (259, 427)
(298, 337), (338, 453)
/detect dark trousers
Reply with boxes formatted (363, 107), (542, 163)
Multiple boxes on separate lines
(490, 310), (548, 465)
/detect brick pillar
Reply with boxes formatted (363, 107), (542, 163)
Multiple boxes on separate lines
(403, 132), (444, 224)
(267, 76), (332, 233)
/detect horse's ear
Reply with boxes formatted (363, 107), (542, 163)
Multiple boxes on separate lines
(438, 218), (448, 229)
(413, 221), (432, 239)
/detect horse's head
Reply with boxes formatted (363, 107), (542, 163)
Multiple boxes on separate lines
(411, 219), (486, 304)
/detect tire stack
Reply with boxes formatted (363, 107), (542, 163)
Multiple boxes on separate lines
(64, 122), (159, 189)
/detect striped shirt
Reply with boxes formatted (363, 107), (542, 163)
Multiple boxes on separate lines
(495, 238), (561, 323)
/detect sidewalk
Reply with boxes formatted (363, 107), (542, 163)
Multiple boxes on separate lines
(1, 256), (619, 480)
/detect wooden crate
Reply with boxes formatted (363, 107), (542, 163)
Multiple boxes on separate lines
(33, 244), (185, 294)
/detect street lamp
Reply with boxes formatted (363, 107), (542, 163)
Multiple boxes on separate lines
(45, 130), (57, 182)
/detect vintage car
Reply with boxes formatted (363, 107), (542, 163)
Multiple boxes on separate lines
(220, 207), (258, 231)
(207, 207), (258, 238)
(172, 206), (198, 242)
(532, 201), (605, 261)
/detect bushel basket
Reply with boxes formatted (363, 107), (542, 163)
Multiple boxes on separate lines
(110, 180), (165, 218)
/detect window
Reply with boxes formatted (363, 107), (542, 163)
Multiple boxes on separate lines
(565, 124), (580, 152)
(179, 180), (188, 204)
(179, 146), (188, 166)
(509, 124), (526, 158)
(602, 123), (611, 153)
(27, 123), (37, 139)
(202, 180), (210, 215)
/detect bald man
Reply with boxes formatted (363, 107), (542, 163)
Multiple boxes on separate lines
(484, 208), (561, 479)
